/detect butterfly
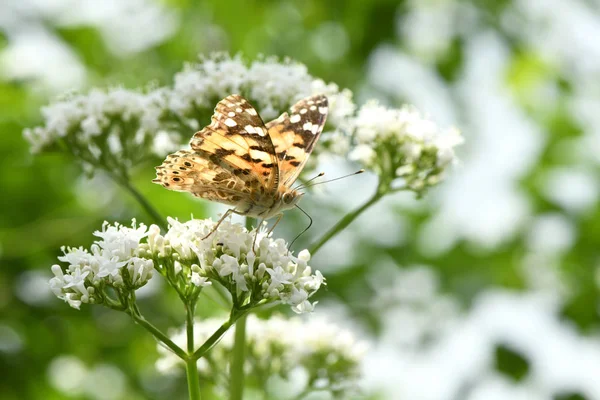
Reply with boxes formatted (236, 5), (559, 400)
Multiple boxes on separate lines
(153, 93), (328, 239)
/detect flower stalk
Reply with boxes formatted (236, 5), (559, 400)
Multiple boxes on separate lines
(117, 177), (167, 231)
(185, 357), (202, 400)
(310, 189), (384, 255)
(230, 314), (247, 400)
(229, 216), (255, 400)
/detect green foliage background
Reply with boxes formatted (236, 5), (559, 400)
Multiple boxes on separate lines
(1, 1), (598, 399)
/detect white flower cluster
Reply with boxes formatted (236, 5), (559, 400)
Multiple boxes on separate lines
(156, 315), (366, 396)
(24, 53), (355, 178)
(348, 101), (463, 192)
(49, 220), (155, 310)
(144, 217), (324, 313)
(171, 53), (355, 126)
(23, 87), (175, 159)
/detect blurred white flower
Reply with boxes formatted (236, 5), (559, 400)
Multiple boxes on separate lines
(541, 167), (600, 214)
(145, 217), (324, 313)
(348, 101), (462, 193)
(156, 314), (366, 396)
(48, 356), (128, 400)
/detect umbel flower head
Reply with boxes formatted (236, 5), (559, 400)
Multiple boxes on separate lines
(156, 315), (366, 397)
(347, 101), (463, 194)
(23, 87), (176, 171)
(49, 220), (154, 310)
(49, 217), (323, 314)
(142, 217), (324, 313)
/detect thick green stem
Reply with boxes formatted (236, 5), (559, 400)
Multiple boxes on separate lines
(309, 189), (384, 255)
(185, 293), (202, 399)
(186, 303), (195, 354)
(185, 357), (202, 400)
(227, 218), (255, 399)
(230, 314), (247, 400)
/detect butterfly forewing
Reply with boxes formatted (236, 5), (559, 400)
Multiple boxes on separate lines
(266, 95), (328, 187)
(190, 94), (279, 193)
(153, 150), (252, 206)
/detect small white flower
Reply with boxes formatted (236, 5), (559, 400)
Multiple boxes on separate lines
(267, 266), (294, 288)
(292, 299), (317, 314)
(190, 272), (211, 287)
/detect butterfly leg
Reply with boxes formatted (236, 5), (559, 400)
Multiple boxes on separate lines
(250, 218), (266, 252)
(202, 209), (235, 240)
(266, 213), (284, 237)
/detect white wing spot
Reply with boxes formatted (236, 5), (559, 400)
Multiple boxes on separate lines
(310, 105), (317, 111)
(228, 111), (236, 117)
(246, 108), (258, 116)
(318, 107), (327, 114)
(307, 100), (315, 105)
(290, 114), (301, 123)
(244, 125), (256, 134)
(300, 108), (307, 114)
(303, 122), (313, 131)
(224, 118), (237, 127)
(311, 124), (319, 134)
(236, 108), (243, 113)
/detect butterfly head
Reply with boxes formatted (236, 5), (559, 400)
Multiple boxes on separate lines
(278, 188), (303, 211)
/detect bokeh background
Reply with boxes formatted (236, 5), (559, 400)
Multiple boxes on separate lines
(2, 0), (600, 399)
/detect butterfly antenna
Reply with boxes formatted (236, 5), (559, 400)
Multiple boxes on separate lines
(288, 205), (313, 251)
(298, 169), (365, 190)
(294, 172), (325, 190)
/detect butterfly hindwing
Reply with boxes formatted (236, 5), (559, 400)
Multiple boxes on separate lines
(189, 95), (279, 193)
(266, 95), (328, 187)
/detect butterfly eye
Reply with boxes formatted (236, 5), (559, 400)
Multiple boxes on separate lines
(282, 192), (294, 204)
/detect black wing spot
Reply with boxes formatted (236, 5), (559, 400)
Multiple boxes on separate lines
(261, 163), (274, 168)
(289, 160), (301, 167)
(214, 149), (236, 157)
(184, 161), (192, 167)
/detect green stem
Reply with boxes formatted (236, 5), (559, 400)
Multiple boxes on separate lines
(309, 188), (385, 255)
(185, 302), (201, 400)
(111, 173), (167, 230)
(186, 303), (196, 354)
(185, 357), (202, 400)
(130, 313), (187, 360)
(230, 314), (247, 400)
(228, 217), (255, 399)
(191, 317), (236, 360)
